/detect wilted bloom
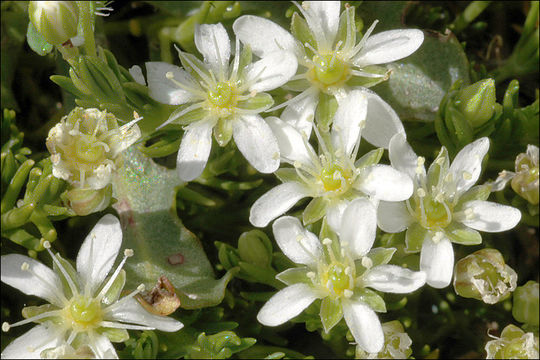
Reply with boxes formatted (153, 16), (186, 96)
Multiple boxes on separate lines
(28, 1), (79, 45)
(146, 23), (297, 181)
(234, 1), (423, 147)
(46, 107), (141, 215)
(378, 134), (521, 288)
(257, 198), (426, 353)
(453, 248), (517, 304)
(250, 90), (413, 229)
(513, 281), (539, 326)
(1, 215), (183, 359)
(485, 324), (539, 359)
(355, 320), (413, 359)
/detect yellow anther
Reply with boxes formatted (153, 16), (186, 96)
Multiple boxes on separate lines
(124, 249), (134, 257)
(21, 262), (30, 271)
(433, 232), (444, 243)
(322, 238), (332, 246)
(137, 284), (145, 291)
(165, 71), (174, 80)
(307, 271), (316, 279)
(462, 171), (472, 180)
(343, 289), (353, 298)
(361, 257), (373, 269)
(417, 188), (426, 198)
(2, 322), (10, 332)
(417, 157), (425, 166)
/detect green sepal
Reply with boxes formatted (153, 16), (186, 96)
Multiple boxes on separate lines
(405, 223), (427, 253)
(275, 168), (299, 183)
(214, 118), (233, 147)
(445, 223), (482, 245)
(167, 105), (207, 126)
(354, 288), (386, 313)
(336, 6), (356, 49)
(457, 184), (492, 207)
(316, 93), (338, 133)
(302, 197), (328, 225)
(98, 327), (130, 343)
(366, 247), (397, 267)
(26, 21), (53, 56)
(320, 296), (344, 333)
(236, 93), (274, 113)
(178, 51), (210, 83)
(237, 44), (252, 79)
(355, 148), (384, 169)
(78, 55), (125, 103)
(276, 267), (310, 286)
(216, 241), (240, 270)
(291, 13), (316, 54)
(100, 269), (126, 305)
(238, 261), (280, 288)
(446, 102), (474, 147)
(53, 253), (79, 299)
(426, 146), (449, 189)
(22, 304), (61, 325)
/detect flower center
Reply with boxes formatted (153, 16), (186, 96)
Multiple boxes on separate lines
(66, 296), (103, 330)
(308, 54), (351, 92)
(208, 82), (236, 109)
(74, 136), (107, 164)
(321, 262), (352, 297)
(320, 164), (352, 194)
(413, 193), (452, 230)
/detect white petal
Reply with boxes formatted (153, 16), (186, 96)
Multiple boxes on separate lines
(194, 23), (230, 76)
(1, 255), (64, 307)
(128, 65), (146, 86)
(356, 164), (413, 201)
(302, 1), (341, 49)
(339, 198), (377, 258)
(257, 283), (319, 326)
(266, 116), (314, 165)
(89, 334), (118, 359)
(420, 236), (454, 288)
(356, 87), (405, 148)
(0, 325), (64, 359)
(246, 51), (298, 93)
(281, 93), (318, 139)
(272, 216), (322, 266)
(176, 120), (214, 182)
(449, 137), (490, 195)
(364, 265), (426, 293)
(233, 15), (298, 57)
(459, 200), (521, 232)
(331, 90), (367, 156)
(106, 298), (183, 332)
(377, 200), (413, 233)
(389, 133), (423, 180)
(326, 200), (350, 232)
(146, 62), (197, 105)
(250, 182), (312, 228)
(342, 300), (384, 353)
(233, 115), (280, 173)
(77, 214), (122, 295)
(353, 29), (424, 67)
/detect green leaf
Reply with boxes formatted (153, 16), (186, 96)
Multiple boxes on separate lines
(112, 148), (236, 309)
(445, 223), (482, 245)
(26, 21), (53, 56)
(319, 296), (343, 333)
(405, 223), (427, 253)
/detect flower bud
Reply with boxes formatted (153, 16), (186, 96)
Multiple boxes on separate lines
(511, 145), (539, 205)
(46, 107), (141, 191)
(453, 248), (517, 304)
(485, 324), (539, 359)
(456, 78), (497, 128)
(238, 230), (272, 267)
(28, 1), (79, 45)
(513, 281), (539, 326)
(355, 320), (413, 359)
(62, 185), (112, 216)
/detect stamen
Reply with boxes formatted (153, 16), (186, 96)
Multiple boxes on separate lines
(4, 309), (62, 329)
(155, 102), (204, 130)
(66, 331), (77, 345)
(416, 188), (426, 198)
(98, 321), (154, 331)
(350, 20), (379, 58)
(175, 45), (214, 86)
(350, 70), (386, 78)
(432, 232), (444, 244)
(43, 241), (79, 298)
(103, 284), (145, 313)
(230, 36), (241, 83)
(96, 249), (134, 301)
(165, 71), (206, 97)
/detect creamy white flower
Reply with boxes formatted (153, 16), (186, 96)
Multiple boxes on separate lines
(378, 134), (522, 288)
(249, 90), (413, 229)
(146, 23), (297, 181)
(233, 1), (423, 147)
(1, 215), (183, 359)
(257, 198), (426, 354)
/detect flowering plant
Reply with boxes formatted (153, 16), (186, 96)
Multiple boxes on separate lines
(1, 1), (538, 359)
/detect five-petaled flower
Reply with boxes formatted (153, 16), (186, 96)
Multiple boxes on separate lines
(1, 215), (183, 359)
(257, 198), (426, 353)
(378, 134), (521, 288)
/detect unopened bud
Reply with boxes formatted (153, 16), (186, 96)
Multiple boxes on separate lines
(238, 230), (272, 267)
(485, 324), (539, 359)
(511, 145), (539, 205)
(355, 320), (413, 359)
(62, 185), (112, 216)
(28, 1), (79, 45)
(457, 78), (497, 128)
(453, 248), (517, 304)
(513, 281), (539, 327)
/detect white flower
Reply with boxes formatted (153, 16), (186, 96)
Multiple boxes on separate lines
(146, 23), (298, 181)
(233, 1), (423, 147)
(257, 198), (426, 354)
(249, 90), (413, 228)
(378, 134), (522, 288)
(1, 215), (183, 359)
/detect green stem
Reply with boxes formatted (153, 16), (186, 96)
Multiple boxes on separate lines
(451, 1), (492, 33)
(77, 1), (97, 58)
